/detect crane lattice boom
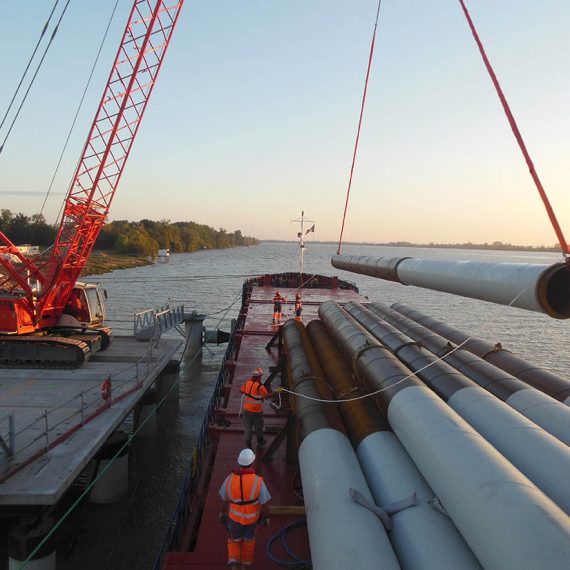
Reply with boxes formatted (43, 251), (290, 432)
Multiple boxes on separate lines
(0, 0), (184, 333)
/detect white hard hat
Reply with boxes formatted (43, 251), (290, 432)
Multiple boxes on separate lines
(238, 448), (256, 467)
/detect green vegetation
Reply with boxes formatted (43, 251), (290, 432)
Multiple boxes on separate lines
(0, 210), (259, 256)
(0, 210), (55, 245)
(98, 219), (259, 256)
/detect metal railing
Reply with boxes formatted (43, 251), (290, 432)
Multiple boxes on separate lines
(134, 305), (184, 339)
(0, 336), (164, 482)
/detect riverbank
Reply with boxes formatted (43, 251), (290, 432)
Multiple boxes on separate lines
(82, 251), (152, 276)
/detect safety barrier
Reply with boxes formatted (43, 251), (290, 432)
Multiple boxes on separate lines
(0, 334), (165, 482)
(134, 304), (184, 339)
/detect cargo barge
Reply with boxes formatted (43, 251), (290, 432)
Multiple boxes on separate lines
(156, 270), (570, 570)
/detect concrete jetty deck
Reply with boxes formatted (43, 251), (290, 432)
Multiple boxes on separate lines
(0, 336), (181, 506)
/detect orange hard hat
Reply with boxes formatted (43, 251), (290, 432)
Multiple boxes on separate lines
(253, 367), (263, 377)
(296, 293), (301, 298)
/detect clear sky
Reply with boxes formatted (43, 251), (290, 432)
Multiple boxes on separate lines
(0, 1), (568, 246)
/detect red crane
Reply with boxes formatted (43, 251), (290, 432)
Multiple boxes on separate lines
(0, 0), (184, 361)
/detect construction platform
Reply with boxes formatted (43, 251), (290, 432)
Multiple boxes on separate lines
(163, 279), (363, 568)
(0, 335), (181, 506)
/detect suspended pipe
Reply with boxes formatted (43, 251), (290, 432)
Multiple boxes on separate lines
(367, 302), (570, 446)
(281, 320), (400, 570)
(331, 254), (570, 319)
(344, 301), (570, 514)
(318, 301), (570, 570)
(391, 303), (570, 404)
(306, 320), (482, 570)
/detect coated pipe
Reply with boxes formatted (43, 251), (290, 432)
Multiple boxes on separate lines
(318, 301), (570, 570)
(368, 302), (570, 446)
(392, 303), (570, 404)
(344, 302), (570, 514)
(331, 254), (570, 319)
(281, 320), (400, 570)
(307, 320), (482, 570)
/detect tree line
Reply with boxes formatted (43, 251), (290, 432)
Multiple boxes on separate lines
(267, 238), (561, 253)
(368, 240), (561, 252)
(0, 210), (259, 256)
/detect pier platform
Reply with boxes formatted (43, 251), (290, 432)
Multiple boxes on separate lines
(0, 336), (181, 506)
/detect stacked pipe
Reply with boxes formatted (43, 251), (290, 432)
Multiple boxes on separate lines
(367, 302), (570, 445)
(391, 303), (570, 404)
(317, 301), (570, 570)
(281, 319), (400, 570)
(306, 319), (482, 569)
(331, 254), (570, 318)
(343, 301), (570, 514)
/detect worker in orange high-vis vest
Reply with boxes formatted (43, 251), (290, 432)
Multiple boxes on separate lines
(219, 448), (271, 569)
(294, 293), (303, 322)
(272, 291), (286, 324)
(240, 367), (273, 449)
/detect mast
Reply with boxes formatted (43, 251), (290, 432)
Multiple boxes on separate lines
(291, 211), (315, 281)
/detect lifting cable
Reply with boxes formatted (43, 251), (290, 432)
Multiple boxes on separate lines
(0, 0), (72, 157)
(458, 0), (569, 257)
(337, 0), (383, 255)
(0, 0), (61, 133)
(39, 0), (121, 221)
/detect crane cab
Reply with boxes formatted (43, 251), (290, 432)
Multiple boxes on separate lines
(60, 283), (107, 328)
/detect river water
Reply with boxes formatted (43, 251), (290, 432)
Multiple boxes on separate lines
(59, 242), (568, 569)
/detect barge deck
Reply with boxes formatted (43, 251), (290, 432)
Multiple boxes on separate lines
(162, 275), (362, 568)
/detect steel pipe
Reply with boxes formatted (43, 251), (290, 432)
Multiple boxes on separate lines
(306, 320), (481, 570)
(281, 320), (400, 570)
(344, 301), (570, 514)
(367, 302), (570, 446)
(392, 303), (570, 404)
(331, 254), (570, 319)
(318, 301), (570, 570)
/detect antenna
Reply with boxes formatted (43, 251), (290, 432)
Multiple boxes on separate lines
(291, 211), (315, 281)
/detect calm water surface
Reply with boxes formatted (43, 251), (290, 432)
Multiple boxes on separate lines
(100, 242), (569, 371)
(60, 242), (568, 569)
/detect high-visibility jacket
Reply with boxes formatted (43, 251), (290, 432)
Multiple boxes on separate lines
(225, 472), (263, 524)
(241, 379), (269, 413)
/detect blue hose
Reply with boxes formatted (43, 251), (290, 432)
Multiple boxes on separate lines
(266, 519), (311, 568)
